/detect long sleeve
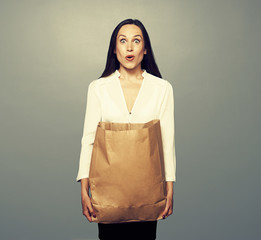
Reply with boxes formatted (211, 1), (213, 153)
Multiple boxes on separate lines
(159, 81), (177, 182)
(76, 80), (101, 182)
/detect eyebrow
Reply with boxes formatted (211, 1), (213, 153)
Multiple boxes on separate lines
(118, 34), (142, 38)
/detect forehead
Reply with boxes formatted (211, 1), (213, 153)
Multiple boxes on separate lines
(117, 24), (143, 37)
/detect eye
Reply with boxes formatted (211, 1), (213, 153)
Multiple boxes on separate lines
(120, 39), (126, 43)
(134, 39), (140, 43)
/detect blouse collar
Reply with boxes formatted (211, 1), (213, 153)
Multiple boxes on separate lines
(115, 69), (147, 78)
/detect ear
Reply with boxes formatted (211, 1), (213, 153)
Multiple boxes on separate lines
(144, 48), (147, 54)
(114, 49), (116, 54)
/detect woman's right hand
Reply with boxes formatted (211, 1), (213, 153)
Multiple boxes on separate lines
(81, 192), (96, 222)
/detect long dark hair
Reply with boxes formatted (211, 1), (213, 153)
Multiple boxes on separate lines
(99, 18), (162, 79)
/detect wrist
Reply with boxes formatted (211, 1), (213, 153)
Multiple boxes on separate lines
(167, 191), (173, 198)
(81, 188), (89, 197)
(80, 178), (89, 192)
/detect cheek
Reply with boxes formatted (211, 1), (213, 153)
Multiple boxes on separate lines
(137, 44), (145, 54)
(138, 47), (145, 57)
(116, 45), (124, 55)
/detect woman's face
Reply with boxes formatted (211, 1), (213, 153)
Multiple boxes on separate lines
(114, 24), (147, 71)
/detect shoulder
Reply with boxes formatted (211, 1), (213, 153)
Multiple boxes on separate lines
(146, 72), (173, 92)
(87, 73), (115, 94)
(88, 73), (115, 89)
(86, 73), (116, 99)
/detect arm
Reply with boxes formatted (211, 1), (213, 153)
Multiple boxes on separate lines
(159, 81), (176, 218)
(76, 80), (101, 222)
(159, 81), (176, 182)
(76, 80), (102, 182)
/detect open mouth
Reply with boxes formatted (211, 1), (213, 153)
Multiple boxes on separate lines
(125, 55), (135, 61)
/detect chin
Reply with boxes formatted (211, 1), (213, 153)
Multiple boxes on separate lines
(122, 63), (142, 70)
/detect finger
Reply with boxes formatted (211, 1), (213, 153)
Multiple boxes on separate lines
(82, 207), (92, 222)
(165, 197), (174, 217)
(86, 198), (96, 218)
(162, 200), (170, 219)
(166, 200), (173, 217)
(82, 205), (92, 222)
(82, 199), (94, 222)
(166, 206), (173, 217)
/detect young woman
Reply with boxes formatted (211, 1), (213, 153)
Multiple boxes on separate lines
(76, 18), (176, 240)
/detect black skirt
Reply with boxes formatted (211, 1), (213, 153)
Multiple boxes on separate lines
(98, 220), (158, 240)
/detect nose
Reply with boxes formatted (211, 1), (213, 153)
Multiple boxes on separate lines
(127, 41), (133, 51)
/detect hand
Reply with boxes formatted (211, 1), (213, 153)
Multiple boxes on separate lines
(81, 192), (96, 222)
(162, 194), (173, 219)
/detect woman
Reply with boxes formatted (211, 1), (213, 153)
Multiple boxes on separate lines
(76, 18), (176, 240)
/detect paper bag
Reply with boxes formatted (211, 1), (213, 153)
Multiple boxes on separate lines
(89, 119), (167, 223)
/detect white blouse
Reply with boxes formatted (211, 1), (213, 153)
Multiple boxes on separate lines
(76, 69), (177, 182)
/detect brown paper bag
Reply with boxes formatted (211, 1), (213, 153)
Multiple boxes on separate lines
(89, 119), (167, 223)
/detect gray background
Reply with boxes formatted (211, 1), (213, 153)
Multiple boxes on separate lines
(0, 0), (260, 239)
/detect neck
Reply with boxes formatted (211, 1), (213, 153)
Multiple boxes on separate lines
(118, 65), (144, 80)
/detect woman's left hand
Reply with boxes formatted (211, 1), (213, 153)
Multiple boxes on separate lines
(162, 194), (173, 219)
(162, 181), (174, 219)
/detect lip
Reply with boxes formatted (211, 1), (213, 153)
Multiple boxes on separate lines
(125, 55), (135, 61)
